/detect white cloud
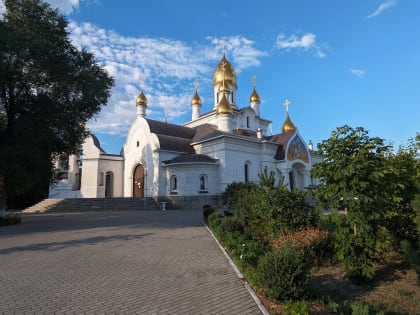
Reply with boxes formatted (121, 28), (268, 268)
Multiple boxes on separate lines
(67, 22), (266, 136)
(366, 0), (396, 19)
(275, 32), (327, 58)
(46, 0), (80, 14)
(0, 0), (80, 17)
(0, 0), (5, 19)
(350, 69), (366, 77)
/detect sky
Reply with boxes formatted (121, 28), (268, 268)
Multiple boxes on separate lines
(1, 0), (419, 154)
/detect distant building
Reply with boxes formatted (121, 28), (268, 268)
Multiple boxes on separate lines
(50, 52), (321, 208)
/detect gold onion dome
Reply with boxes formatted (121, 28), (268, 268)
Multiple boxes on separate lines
(216, 93), (233, 115)
(191, 90), (202, 106)
(136, 91), (147, 107)
(282, 113), (297, 133)
(249, 87), (261, 103)
(219, 79), (230, 93)
(213, 54), (237, 87)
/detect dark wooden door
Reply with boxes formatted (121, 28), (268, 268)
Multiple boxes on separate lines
(133, 164), (144, 198)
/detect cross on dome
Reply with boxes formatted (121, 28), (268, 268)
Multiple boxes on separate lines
(284, 99), (291, 113)
(221, 40), (226, 55)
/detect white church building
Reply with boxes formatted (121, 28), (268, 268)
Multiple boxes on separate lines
(49, 52), (320, 209)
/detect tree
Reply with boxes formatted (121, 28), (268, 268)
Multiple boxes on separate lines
(0, 0), (114, 211)
(311, 126), (419, 282)
(258, 166), (276, 192)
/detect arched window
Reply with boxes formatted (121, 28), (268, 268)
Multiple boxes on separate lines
(244, 163), (249, 182)
(99, 172), (104, 186)
(199, 174), (208, 193)
(105, 171), (114, 197)
(246, 116), (250, 128)
(170, 175), (178, 194)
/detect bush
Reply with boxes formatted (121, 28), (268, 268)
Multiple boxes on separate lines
(257, 245), (310, 301)
(220, 181), (258, 210)
(400, 239), (420, 284)
(207, 210), (222, 231)
(0, 213), (21, 226)
(219, 216), (244, 235)
(216, 216), (265, 268)
(272, 228), (334, 266)
(282, 301), (310, 315)
(203, 205), (217, 221)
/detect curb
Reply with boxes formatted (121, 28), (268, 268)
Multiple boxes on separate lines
(202, 220), (270, 315)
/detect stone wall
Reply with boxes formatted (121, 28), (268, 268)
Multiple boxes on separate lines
(157, 194), (222, 210)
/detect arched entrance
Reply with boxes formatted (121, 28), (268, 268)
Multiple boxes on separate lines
(290, 163), (305, 191)
(133, 164), (144, 197)
(105, 171), (113, 198)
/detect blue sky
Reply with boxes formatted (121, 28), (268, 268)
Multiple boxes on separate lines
(2, 0), (419, 153)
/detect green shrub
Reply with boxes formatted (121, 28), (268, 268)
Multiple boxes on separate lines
(350, 301), (369, 315)
(203, 205), (217, 221)
(272, 227), (335, 267)
(220, 181), (258, 210)
(283, 300), (310, 315)
(219, 216), (244, 236)
(257, 245), (310, 301)
(400, 239), (420, 284)
(0, 214), (21, 226)
(207, 210), (222, 231)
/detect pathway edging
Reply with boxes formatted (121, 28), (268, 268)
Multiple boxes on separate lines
(202, 220), (270, 315)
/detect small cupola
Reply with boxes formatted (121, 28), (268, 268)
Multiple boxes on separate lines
(191, 79), (202, 121)
(281, 99), (297, 133)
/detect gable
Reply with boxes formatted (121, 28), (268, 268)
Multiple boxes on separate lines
(286, 134), (310, 164)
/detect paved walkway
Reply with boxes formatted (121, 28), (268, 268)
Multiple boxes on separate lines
(0, 211), (264, 314)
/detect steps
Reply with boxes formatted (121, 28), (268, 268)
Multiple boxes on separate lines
(23, 197), (161, 213)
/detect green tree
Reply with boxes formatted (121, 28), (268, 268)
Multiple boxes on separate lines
(0, 0), (114, 210)
(311, 126), (419, 283)
(258, 166), (276, 192)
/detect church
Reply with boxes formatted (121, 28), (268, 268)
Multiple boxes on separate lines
(49, 51), (320, 209)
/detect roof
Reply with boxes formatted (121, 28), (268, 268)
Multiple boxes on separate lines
(145, 118), (295, 161)
(147, 119), (195, 139)
(163, 154), (218, 165)
(91, 133), (106, 154)
(146, 119), (196, 153)
(268, 131), (295, 160)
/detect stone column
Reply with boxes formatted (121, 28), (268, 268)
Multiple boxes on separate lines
(280, 168), (291, 190)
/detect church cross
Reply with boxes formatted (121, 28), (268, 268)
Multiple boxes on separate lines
(140, 76), (145, 90)
(251, 75), (256, 87)
(284, 99), (291, 113)
(194, 78), (199, 90)
(164, 104), (169, 123)
(221, 40), (226, 55)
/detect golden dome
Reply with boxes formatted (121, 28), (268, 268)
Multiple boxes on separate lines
(213, 54), (237, 88)
(216, 93), (233, 115)
(249, 87), (261, 104)
(136, 91), (147, 107)
(219, 79), (230, 93)
(191, 90), (202, 106)
(282, 113), (297, 133)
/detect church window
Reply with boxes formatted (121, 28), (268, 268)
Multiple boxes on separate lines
(199, 174), (208, 193)
(136, 141), (139, 147)
(244, 163), (249, 182)
(246, 116), (250, 128)
(99, 172), (104, 186)
(170, 175), (178, 194)
(289, 171), (294, 191)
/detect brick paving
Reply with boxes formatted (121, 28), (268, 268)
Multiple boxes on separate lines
(0, 211), (264, 314)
